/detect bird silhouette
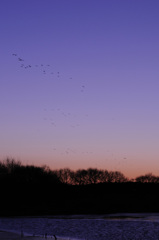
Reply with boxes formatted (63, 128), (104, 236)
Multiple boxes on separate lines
(18, 58), (24, 61)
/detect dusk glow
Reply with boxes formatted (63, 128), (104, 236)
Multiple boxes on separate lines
(1, 0), (159, 178)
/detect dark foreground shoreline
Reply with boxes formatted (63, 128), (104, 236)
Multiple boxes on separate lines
(0, 231), (21, 240)
(1, 182), (159, 216)
(0, 231), (68, 240)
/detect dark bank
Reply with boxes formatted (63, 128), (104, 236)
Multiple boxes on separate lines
(0, 159), (159, 216)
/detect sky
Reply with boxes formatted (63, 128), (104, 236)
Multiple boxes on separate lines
(1, 0), (159, 179)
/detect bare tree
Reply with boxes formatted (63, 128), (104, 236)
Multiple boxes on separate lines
(135, 173), (159, 183)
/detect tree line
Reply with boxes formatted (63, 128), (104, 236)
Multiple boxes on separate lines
(1, 158), (159, 216)
(0, 158), (158, 184)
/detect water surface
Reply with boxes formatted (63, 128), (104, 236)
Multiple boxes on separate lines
(0, 214), (159, 240)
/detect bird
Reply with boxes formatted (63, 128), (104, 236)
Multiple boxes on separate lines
(81, 85), (85, 92)
(18, 58), (24, 61)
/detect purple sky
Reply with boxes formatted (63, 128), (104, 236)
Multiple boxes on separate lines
(1, 0), (159, 178)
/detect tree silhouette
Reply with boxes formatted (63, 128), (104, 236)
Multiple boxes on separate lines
(135, 173), (159, 183)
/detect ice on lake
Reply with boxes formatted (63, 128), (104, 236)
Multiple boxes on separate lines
(1, 213), (159, 240)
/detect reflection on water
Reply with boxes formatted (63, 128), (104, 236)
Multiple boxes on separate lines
(0, 214), (159, 240)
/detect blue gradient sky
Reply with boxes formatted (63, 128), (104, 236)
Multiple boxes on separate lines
(1, 0), (159, 178)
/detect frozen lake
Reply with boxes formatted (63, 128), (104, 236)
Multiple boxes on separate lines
(1, 214), (159, 239)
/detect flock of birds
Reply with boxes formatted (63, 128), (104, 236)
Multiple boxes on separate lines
(12, 52), (87, 127)
(11, 53), (127, 163)
(12, 53), (85, 92)
(11, 53), (91, 156)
